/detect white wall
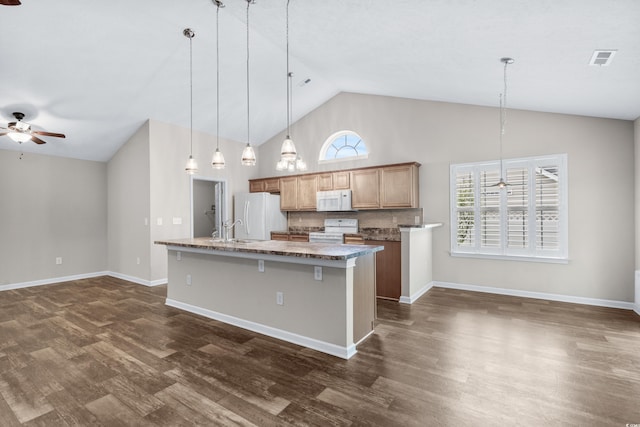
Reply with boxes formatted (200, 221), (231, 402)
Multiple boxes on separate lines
(258, 92), (636, 303)
(0, 149), (107, 286)
(635, 117), (640, 312)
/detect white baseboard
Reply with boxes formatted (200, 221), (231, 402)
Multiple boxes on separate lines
(0, 271), (109, 292)
(165, 298), (357, 360)
(435, 281), (635, 311)
(107, 272), (167, 287)
(399, 281), (434, 304)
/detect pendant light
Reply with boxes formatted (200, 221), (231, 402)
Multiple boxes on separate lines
(280, 0), (297, 162)
(211, 0), (226, 169)
(184, 28), (198, 175)
(275, 0), (306, 172)
(495, 57), (514, 189)
(241, 0), (256, 166)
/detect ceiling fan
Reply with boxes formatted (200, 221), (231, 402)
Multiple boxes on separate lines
(0, 0), (22, 6)
(0, 112), (66, 144)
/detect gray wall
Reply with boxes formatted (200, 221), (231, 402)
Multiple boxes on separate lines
(0, 149), (107, 286)
(258, 92), (636, 303)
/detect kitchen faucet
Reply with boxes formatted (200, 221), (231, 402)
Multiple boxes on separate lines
(223, 219), (242, 241)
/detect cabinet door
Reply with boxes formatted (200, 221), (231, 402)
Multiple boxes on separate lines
(333, 171), (350, 190)
(263, 178), (280, 193)
(249, 179), (264, 193)
(317, 173), (333, 191)
(297, 175), (318, 210)
(380, 164), (419, 208)
(351, 169), (380, 209)
(279, 177), (298, 211)
(270, 232), (290, 241)
(289, 234), (309, 242)
(373, 240), (401, 300)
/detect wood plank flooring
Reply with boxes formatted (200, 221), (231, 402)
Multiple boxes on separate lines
(1, 276), (639, 426)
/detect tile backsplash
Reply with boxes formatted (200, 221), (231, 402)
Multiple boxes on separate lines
(287, 208), (423, 232)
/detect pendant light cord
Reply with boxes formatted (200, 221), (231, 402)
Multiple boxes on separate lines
(216, 3), (221, 151)
(246, 0), (251, 146)
(286, 0), (291, 138)
(189, 31), (194, 157)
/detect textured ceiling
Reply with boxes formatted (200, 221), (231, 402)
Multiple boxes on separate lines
(1, 0), (639, 161)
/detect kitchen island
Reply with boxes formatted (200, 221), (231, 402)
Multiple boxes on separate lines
(155, 237), (383, 359)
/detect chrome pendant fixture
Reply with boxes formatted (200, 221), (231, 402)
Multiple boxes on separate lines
(241, 0), (256, 166)
(211, 1), (226, 169)
(184, 28), (198, 175)
(495, 56), (514, 188)
(280, 0), (297, 162)
(275, 0), (306, 172)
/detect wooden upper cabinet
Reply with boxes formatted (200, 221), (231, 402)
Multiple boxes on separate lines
(351, 169), (380, 209)
(297, 175), (318, 210)
(333, 171), (350, 190)
(380, 163), (419, 208)
(279, 177), (298, 210)
(249, 178), (280, 193)
(317, 173), (333, 191)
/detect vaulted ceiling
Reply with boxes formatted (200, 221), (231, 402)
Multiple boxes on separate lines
(1, 0), (639, 161)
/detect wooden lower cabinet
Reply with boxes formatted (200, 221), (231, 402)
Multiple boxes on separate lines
(270, 232), (309, 242)
(371, 240), (401, 300)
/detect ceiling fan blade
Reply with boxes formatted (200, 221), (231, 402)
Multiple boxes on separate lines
(32, 130), (66, 138)
(0, 0), (21, 5)
(31, 136), (47, 145)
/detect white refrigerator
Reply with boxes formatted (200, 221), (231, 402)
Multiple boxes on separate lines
(233, 192), (287, 241)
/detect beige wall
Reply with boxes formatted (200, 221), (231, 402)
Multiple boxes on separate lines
(107, 119), (256, 284)
(0, 149), (107, 286)
(258, 92), (636, 302)
(635, 117), (640, 309)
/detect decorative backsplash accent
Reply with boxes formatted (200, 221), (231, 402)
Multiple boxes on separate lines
(287, 208), (422, 234)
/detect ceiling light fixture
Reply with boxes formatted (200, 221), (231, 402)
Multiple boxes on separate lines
(211, 0), (226, 169)
(495, 57), (514, 189)
(276, 0), (306, 172)
(184, 28), (198, 175)
(241, 0), (257, 166)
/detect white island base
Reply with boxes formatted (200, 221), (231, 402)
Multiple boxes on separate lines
(159, 240), (380, 359)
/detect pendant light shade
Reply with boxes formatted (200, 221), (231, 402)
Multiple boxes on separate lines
(8, 132), (31, 143)
(184, 28), (198, 175)
(211, 1), (226, 170)
(280, 137), (297, 162)
(241, 143), (256, 166)
(242, 0), (256, 166)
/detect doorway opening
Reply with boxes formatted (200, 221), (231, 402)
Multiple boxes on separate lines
(190, 177), (226, 238)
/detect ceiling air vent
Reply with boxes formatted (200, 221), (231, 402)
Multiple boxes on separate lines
(589, 50), (617, 66)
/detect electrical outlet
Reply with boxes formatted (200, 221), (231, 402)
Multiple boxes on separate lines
(314, 266), (322, 281)
(136, 257), (141, 265)
(177, 251), (181, 261)
(258, 259), (264, 272)
(414, 215), (420, 224)
(276, 291), (284, 305)
(186, 274), (192, 286)
(55, 257), (63, 265)
(392, 216), (397, 224)
(157, 217), (163, 226)
(144, 217), (149, 226)
(172, 217), (182, 225)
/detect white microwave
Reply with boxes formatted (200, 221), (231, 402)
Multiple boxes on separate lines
(316, 190), (353, 211)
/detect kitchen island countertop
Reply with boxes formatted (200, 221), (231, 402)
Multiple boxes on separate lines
(155, 237), (383, 261)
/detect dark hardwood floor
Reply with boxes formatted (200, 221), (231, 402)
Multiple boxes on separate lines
(1, 276), (639, 426)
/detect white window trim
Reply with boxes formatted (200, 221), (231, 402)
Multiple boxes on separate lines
(450, 154), (568, 263)
(318, 130), (369, 164)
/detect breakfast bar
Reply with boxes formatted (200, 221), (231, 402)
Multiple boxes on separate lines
(155, 237), (383, 359)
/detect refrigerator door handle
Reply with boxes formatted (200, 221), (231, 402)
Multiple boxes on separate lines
(244, 201), (250, 235)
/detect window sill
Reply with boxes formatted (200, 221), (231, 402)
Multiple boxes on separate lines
(450, 251), (569, 264)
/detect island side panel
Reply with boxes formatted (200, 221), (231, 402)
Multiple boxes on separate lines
(353, 252), (376, 343)
(166, 249), (351, 348)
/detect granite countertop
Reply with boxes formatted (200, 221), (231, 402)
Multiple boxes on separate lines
(155, 237), (383, 261)
(398, 223), (443, 230)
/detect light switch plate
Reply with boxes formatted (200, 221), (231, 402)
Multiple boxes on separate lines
(258, 260), (264, 272)
(314, 266), (322, 281)
(172, 217), (182, 225)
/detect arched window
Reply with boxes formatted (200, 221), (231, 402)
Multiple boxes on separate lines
(319, 130), (369, 164)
